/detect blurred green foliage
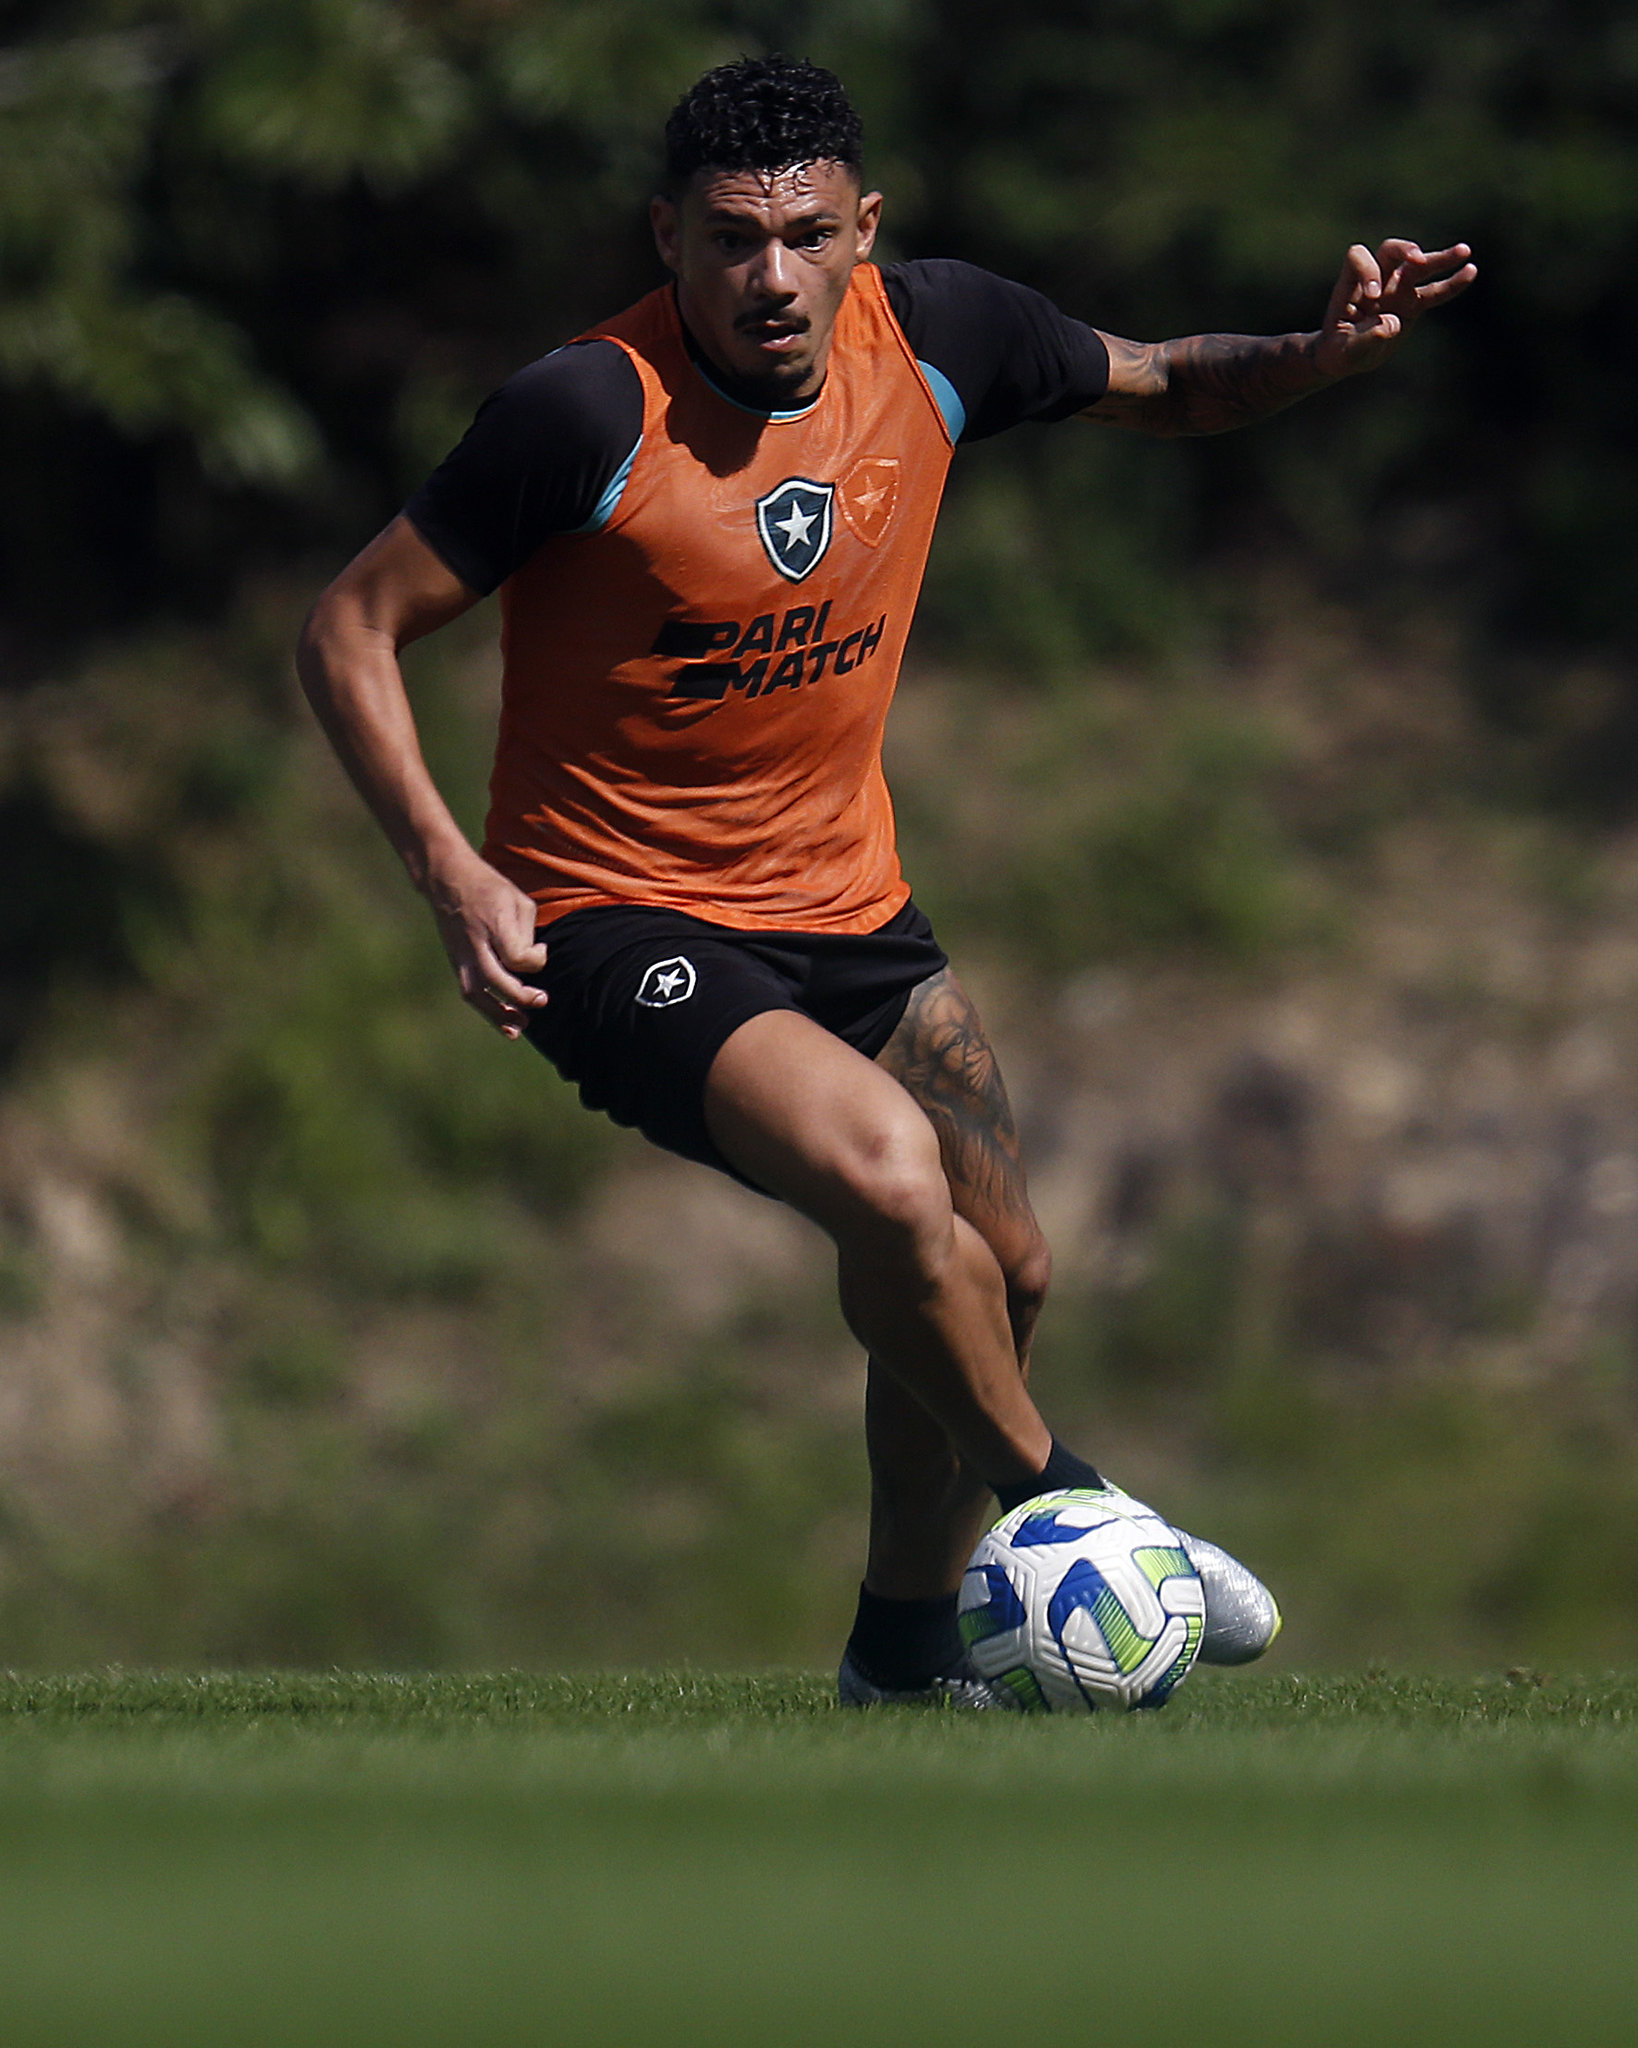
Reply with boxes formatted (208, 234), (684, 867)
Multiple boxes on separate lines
(897, 684), (1326, 968)
(0, 0), (1632, 673)
(23, 608), (613, 1272)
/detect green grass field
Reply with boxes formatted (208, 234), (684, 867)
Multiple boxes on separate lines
(4, 1669), (1637, 2046)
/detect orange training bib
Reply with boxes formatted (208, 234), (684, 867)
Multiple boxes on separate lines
(482, 265), (955, 933)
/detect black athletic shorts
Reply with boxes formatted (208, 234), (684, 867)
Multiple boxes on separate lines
(521, 899), (947, 1182)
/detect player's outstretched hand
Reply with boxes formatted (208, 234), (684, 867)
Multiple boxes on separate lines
(1314, 238), (1476, 379)
(425, 849), (549, 1038)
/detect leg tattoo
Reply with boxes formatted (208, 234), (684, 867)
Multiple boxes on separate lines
(862, 970), (1052, 1599)
(878, 968), (1047, 1353)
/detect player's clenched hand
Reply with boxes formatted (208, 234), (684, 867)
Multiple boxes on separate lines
(1314, 239), (1476, 379)
(424, 848), (548, 1038)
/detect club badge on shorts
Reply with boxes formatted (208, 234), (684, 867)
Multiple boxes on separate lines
(635, 956), (697, 1008)
(755, 477), (834, 582)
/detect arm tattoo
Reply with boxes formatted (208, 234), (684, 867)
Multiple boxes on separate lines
(878, 969), (1033, 1230)
(1089, 329), (1329, 437)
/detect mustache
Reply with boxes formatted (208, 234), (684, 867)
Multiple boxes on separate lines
(735, 309), (810, 333)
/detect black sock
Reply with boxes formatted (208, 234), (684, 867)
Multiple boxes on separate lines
(844, 1584), (966, 1690)
(993, 1437), (1105, 1515)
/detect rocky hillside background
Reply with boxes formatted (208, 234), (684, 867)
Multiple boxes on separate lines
(5, 581), (1638, 1669)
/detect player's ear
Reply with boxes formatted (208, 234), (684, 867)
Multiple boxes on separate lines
(854, 188), (883, 261)
(651, 193), (682, 274)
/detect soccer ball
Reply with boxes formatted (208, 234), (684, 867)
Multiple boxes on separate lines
(959, 1487), (1205, 1712)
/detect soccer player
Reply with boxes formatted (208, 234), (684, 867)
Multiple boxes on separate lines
(297, 57), (1475, 1704)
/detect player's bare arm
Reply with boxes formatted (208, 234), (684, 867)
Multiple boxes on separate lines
(296, 516), (549, 1038)
(1086, 237), (1477, 436)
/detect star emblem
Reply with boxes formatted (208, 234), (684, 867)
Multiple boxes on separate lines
(775, 501), (817, 548)
(634, 955), (698, 1008)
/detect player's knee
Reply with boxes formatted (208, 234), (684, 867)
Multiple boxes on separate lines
(1005, 1232), (1052, 1354)
(1010, 1233), (1052, 1318)
(833, 1108), (951, 1259)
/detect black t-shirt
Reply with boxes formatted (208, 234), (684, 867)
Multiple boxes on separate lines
(405, 259), (1111, 597)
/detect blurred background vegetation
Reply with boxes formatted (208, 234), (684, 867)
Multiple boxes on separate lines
(3, 0), (1638, 1671)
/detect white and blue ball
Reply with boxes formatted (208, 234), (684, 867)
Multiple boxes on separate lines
(959, 1487), (1205, 1712)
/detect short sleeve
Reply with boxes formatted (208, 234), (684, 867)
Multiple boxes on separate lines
(880, 259), (1110, 443)
(403, 339), (645, 595)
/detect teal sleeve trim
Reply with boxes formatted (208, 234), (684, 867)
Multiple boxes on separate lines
(917, 360), (966, 443)
(574, 432), (642, 533)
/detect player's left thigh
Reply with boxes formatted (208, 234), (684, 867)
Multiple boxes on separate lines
(875, 967), (1050, 1356)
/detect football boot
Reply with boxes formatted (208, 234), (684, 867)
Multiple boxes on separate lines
(836, 1650), (1012, 1709)
(1175, 1530), (1282, 1664)
(1097, 1484), (1282, 1665)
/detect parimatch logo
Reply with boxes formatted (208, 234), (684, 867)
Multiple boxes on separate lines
(651, 605), (887, 701)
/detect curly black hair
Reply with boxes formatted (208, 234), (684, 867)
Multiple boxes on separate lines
(663, 55), (863, 190)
